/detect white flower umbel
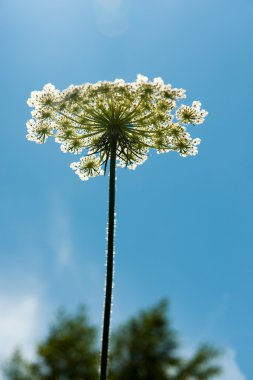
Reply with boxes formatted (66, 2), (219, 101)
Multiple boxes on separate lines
(176, 101), (208, 125)
(70, 155), (104, 181)
(26, 74), (208, 380)
(27, 75), (207, 180)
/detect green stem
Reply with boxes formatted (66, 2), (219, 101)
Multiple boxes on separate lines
(100, 139), (117, 380)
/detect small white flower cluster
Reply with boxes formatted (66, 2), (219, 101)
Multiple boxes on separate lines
(26, 118), (53, 144)
(176, 101), (208, 125)
(27, 75), (208, 181)
(27, 84), (61, 108)
(70, 155), (104, 181)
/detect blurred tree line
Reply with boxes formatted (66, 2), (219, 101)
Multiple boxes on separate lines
(2, 300), (222, 380)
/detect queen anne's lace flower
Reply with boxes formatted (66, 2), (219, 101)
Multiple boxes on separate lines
(176, 101), (208, 125)
(27, 75), (207, 180)
(70, 155), (104, 181)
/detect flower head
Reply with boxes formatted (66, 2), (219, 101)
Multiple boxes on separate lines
(70, 155), (104, 181)
(27, 75), (207, 180)
(176, 101), (208, 125)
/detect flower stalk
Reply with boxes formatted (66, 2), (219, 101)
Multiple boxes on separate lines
(26, 74), (208, 379)
(100, 139), (117, 380)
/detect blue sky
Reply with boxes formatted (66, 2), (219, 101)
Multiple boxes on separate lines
(0, 0), (252, 379)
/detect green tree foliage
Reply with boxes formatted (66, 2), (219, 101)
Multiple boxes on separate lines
(174, 344), (222, 380)
(2, 301), (222, 380)
(35, 307), (99, 380)
(3, 307), (98, 380)
(109, 300), (221, 380)
(2, 350), (36, 380)
(109, 300), (180, 380)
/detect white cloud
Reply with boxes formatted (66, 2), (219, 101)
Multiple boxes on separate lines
(0, 294), (39, 360)
(179, 344), (246, 380)
(220, 348), (246, 380)
(53, 214), (73, 267)
(49, 195), (75, 268)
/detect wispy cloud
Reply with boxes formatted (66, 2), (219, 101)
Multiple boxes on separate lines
(181, 344), (246, 380)
(219, 348), (246, 380)
(0, 294), (39, 360)
(52, 213), (73, 267)
(49, 194), (75, 269)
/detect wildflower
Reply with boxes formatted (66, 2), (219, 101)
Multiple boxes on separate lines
(176, 101), (208, 125)
(27, 75), (207, 180)
(70, 155), (104, 181)
(26, 74), (208, 380)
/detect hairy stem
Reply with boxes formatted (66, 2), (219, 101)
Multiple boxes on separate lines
(100, 140), (117, 380)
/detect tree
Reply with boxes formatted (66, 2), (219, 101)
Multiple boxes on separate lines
(2, 301), (222, 380)
(109, 300), (222, 380)
(2, 307), (99, 380)
(173, 345), (222, 380)
(2, 350), (36, 380)
(34, 307), (99, 380)
(109, 300), (179, 380)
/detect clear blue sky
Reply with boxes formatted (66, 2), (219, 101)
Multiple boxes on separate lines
(0, 0), (252, 379)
